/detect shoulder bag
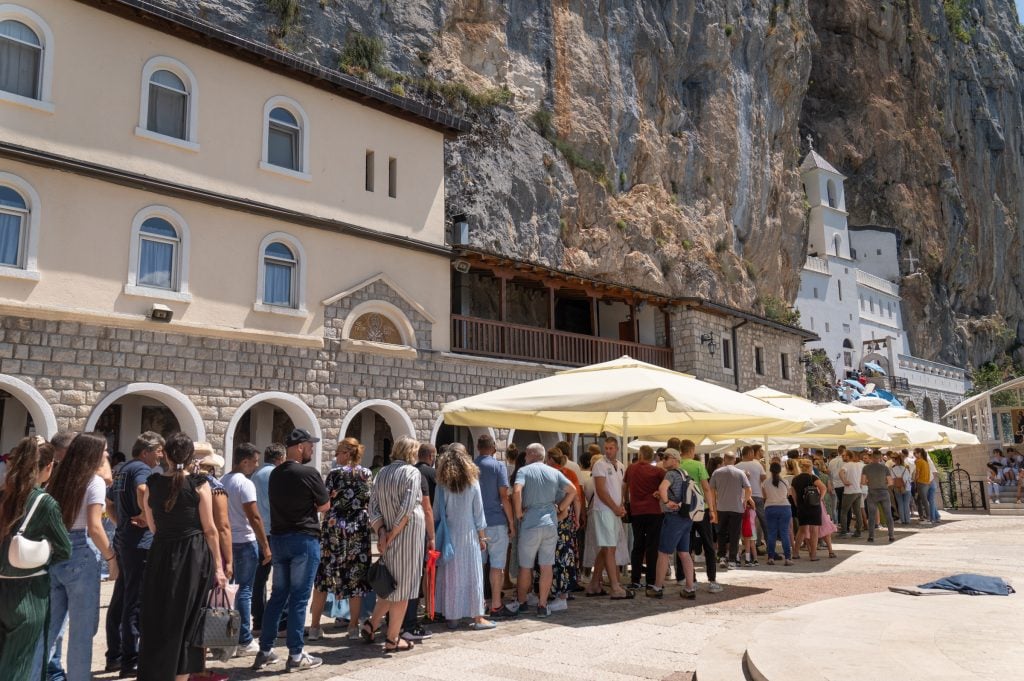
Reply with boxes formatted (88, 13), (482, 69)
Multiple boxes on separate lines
(368, 557), (396, 598)
(8, 492), (52, 570)
(201, 586), (241, 649)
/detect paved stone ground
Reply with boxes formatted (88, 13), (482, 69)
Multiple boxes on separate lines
(87, 513), (1023, 680)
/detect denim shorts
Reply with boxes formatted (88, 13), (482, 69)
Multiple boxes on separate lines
(482, 525), (509, 570)
(659, 513), (693, 554)
(517, 525), (557, 567)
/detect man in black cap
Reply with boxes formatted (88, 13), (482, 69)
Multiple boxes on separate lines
(254, 429), (329, 672)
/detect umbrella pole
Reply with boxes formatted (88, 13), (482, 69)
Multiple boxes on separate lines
(621, 414), (629, 464)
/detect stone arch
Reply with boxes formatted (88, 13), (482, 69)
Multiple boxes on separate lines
(507, 429), (566, 452)
(923, 396), (934, 423)
(429, 414), (495, 453)
(0, 374), (57, 450)
(904, 400), (917, 415)
(85, 382), (205, 441)
(339, 399), (415, 467)
(224, 392), (322, 470)
(938, 399), (949, 422)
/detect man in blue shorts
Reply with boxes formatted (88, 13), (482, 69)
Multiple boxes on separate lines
(474, 434), (516, 619)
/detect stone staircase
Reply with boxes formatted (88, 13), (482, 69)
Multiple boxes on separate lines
(988, 483), (1024, 515)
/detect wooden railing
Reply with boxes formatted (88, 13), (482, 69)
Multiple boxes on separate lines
(451, 315), (673, 368)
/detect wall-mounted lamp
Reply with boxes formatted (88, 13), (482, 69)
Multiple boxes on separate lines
(452, 259), (471, 274)
(700, 332), (718, 357)
(149, 303), (173, 323)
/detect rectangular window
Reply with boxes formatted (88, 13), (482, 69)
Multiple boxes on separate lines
(825, 322), (830, 333)
(809, 317), (814, 330)
(813, 287), (819, 299)
(844, 351), (853, 367)
(870, 298), (875, 313)
(388, 157), (397, 198)
(365, 151), (374, 192)
(843, 323), (851, 333)
(780, 353), (790, 380)
(722, 338), (732, 370)
(837, 280), (843, 300)
(754, 346), (764, 376)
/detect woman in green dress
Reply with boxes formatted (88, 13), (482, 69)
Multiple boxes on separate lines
(0, 437), (72, 681)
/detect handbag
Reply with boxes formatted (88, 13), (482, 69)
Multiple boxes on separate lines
(433, 487), (456, 564)
(368, 557), (396, 598)
(201, 586), (241, 648)
(8, 492), (52, 570)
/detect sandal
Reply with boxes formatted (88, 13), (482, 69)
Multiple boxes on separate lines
(360, 621), (375, 644)
(610, 591), (636, 600)
(585, 590), (609, 597)
(828, 551), (837, 558)
(766, 558), (775, 565)
(384, 637), (413, 652)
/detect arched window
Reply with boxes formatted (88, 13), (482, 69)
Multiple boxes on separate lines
(0, 7), (54, 110)
(147, 70), (188, 139)
(255, 232), (306, 315)
(137, 57), (199, 149)
(0, 172), (40, 279)
(842, 338), (854, 349)
(126, 206), (191, 301)
(833, 234), (842, 256)
(0, 183), (27, 267)
(260, 96), (310, 179)
(263, 242), (296, 307)
(0, 19), (40, 98)
(826, 179), (837, 208)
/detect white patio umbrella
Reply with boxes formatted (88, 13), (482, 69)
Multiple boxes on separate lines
(442, 356), (812, 441)
(872, 407), (980, 447)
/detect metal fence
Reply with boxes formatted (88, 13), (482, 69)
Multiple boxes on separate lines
(939, 464), (987, 510)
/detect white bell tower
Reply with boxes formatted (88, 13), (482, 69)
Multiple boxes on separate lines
(800, 138), (850, 260)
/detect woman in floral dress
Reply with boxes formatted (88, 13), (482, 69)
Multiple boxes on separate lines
(309, 438), (373, 640)
(546, 449), (582, 609)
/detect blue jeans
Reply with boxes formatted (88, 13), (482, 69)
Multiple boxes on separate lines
(43, 531), (101, 681)
(894, 490), (912, 523)
(259, 534), (320, 656)
(765, 505), (792, 560)
(928, 479), (940, 521)
(232, 542), (259, 645)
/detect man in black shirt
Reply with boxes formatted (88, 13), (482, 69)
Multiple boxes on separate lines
(254, 429), (328, 673)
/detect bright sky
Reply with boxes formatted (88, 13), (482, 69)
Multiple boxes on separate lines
(1017, 0), (1024, 22)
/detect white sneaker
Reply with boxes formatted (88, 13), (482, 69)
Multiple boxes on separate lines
(237, 640), (260, 657)
(705, 582), (723, 594)
(526, 592), (539, 607)
(548, 597), (568, 612)
(306, 626), (324, 641)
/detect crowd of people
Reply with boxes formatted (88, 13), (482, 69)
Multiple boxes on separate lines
(0, 427), (947, 681)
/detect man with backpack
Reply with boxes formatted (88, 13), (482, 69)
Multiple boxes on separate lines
(646, 449), (697, 600)
(677, 440), (722, 593)
(709, 452), (752, 569)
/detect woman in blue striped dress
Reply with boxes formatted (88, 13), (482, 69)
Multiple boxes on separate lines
(434, 444), (494, 630)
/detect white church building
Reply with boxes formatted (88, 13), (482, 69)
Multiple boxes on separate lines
(794, 149), (967, 422)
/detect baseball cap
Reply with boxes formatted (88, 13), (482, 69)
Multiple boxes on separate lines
(285, 428), (320, 447)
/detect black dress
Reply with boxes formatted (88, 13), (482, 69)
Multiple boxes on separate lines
(791, 473), (823, 526)
(139, 474), (212, 681)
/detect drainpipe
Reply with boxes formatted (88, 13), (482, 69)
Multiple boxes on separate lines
(731, 320), (749, 392)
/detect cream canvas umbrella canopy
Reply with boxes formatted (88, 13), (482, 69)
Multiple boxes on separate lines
(442, 356), (811, 438)
(742, 386), (852, 436)
(872, 407), (980, 447)
(818, 402), (917, 447)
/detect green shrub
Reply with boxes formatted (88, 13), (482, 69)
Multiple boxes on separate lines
(267, 0), (299, 34)
(744, 259), (758, 280)
(681, 239), (693, 251)
(724, 24), (734, 37)
(715, 237), (729, 254)
(340, 31), (384, 72)
(930, 449), (953, 471)
(615, 220), (628, 231)
(943, 0), (973, 44)
(531, 107), (605, 178)
(760, 295), (801, 326)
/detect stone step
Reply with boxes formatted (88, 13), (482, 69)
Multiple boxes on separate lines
(742, 591), (1022, 681)
(693, 632), (751, 681)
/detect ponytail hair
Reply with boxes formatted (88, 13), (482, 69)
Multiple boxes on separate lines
(770, 461), (782, 488)
(162, 432), (195, 512)
(0, 437), (52, 540)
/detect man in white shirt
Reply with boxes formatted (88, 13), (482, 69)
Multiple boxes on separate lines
(587, 437), (631, 599)
(222, 442), (272, 655)
(839, 451), (866, 537)
(828, 447), (847, 525)
(736, 447), (767, 548)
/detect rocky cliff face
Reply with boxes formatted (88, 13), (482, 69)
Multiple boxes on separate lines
(802, 0), (1024, 369)
(175, 0), (1023, 370)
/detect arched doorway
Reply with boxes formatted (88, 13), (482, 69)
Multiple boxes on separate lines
(339, 400), (415, 468)
(923, 397), (934, 423)
(506, 429), (566, 453)
(224, 392), (322, 471)
(428, 416), (495, 457)
(0, 375), (57, 454)
(86, 383), (204, 457)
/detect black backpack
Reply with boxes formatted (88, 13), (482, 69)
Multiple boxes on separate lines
(802, 481), (821, 507)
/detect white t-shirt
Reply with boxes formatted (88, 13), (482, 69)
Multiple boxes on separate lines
(763, 477), (791, 507)
(564, 460), (582, 477)
(736, 460), (766, 498)
(828, 456), (845, 488)
(72, 475), (107, 531)
(591, 458), (624, 511)
(841, 461), (865, 494)
(221, 471), (257, 543)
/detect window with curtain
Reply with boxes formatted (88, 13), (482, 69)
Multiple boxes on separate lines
(0, 185), (27, 267)
(263, 242), (295, 307)
(138, 216), (178, 289)
(267, 107), (300, 171)
(147, 69), (188, 140)
(0, 20), (42, 99)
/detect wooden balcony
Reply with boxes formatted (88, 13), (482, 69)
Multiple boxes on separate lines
(451, 315), (673, 368)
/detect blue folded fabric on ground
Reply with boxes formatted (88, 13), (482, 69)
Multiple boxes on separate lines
(918, 573), (1015, 596)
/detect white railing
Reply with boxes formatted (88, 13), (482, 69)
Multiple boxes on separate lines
(855, 270), (900, 297)
(803, 256), (830, 275)
(897, 353), (966, 379)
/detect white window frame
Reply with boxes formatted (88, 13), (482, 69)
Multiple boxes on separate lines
(135, 56), (199, 151)
(260, 96), (311, 181)
(0, 171), (40, 280)
(254, 231), (307, 317)
(124, 205), (192, 302)
(0, 5), (54, 113)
